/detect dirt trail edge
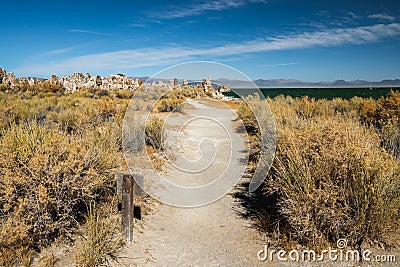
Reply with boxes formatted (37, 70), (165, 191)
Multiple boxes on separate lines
(117, 99), (269, 267)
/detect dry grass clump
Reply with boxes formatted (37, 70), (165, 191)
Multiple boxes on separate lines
(154, 89), (184, 113)
(154, 86), (206, 113)
(0, 123), (121, 263)
(359, 90), (400, 157)
(0, 91), (129, 265)
(180, 85), (205, 98)
(236, 94), (263, 135)
(157, 98), (183, 112)
(0, 218), (33, 266)
(241, 92), (400, 250)
(145, 116), (166, 150)
(380, 118), (400, 157)
(74, 202), (125, 267)
(0, 95), (56, 129)
(296, 96), (316, 119)
(29, 81), (64, 95)
(112, 88), (134, 99)
(123, 114), (145, 154)
(268, 117), (399, 249)
(0, 80), (64, 95)
(359, 90), (400, 126)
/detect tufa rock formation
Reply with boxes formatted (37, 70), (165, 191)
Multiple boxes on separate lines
(0, 68), (141, 92)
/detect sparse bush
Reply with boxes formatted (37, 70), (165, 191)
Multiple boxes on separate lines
(236, 95), (259, 135)
(181, 86), (205, 98)
(130, 98), (143, 111)
(359, 91), (400, 157)
(0, 83), (11, 92)
(267, 117), (399, 248)
(114, 89), (133, 99)
(0, 89), (132, 264)
(296, 96), (316, 119)
(359, 90), (400, 127)
(74, 202), (124, 267)
(242, 94), (400, 250)
(145, 116), (165, 150)
(157, 98), (182, 112)
(56, 108), (82, 133)
(0, 122), (121, 262)
(29, 80), (64, 95)
(154, 86), (206, 112)
(380, 118), (400, 157)
(123, 114), (145, 154)
(0, 217), (33, 266)
(97, 89), (110, 97)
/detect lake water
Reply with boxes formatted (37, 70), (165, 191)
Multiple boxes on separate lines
(223, 87), (400, 100)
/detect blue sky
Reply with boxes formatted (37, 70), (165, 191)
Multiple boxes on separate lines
(1, 0), (400, 81)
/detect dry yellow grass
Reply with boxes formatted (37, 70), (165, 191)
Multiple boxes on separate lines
(74, 201), (125, 267)
(0, 91), (128, 265)
(238, 92), (400, 250)
(0, 88), (398, 264)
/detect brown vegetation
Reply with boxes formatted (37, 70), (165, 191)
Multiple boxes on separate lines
(0, 91), (129, 266)
(74, 201), (125, 267)
(154, 86), (205, 113)
(237, 92), (400, 250)
(1, 86), (398, 265)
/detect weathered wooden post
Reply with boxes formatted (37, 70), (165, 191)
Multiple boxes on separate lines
(116, 172), (134, 244)
(116, 172), (145, 244)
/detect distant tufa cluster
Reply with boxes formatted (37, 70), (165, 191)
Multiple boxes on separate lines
(146, 76), (231, 99)
(0, 68), (142, 91)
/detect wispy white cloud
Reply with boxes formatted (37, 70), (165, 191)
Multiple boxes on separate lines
(368, 13), (395, 22)
(147, 0), (266, 19)
(347, 11), (359, 19)
(128, 23), (148, 27)
(46, 45), (85, 55)
(67, 29), (112, 36)
(261, 62), (300, 67)
(24, 44), (86, 64)
(17, 23), (400, 76)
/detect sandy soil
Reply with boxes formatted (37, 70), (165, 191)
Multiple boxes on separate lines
(114, 98), (399, 267)
(116, 99), (270, 266)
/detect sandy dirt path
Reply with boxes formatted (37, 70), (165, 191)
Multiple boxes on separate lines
(117, 99), (269, 266)
(115, 99), (400, 267)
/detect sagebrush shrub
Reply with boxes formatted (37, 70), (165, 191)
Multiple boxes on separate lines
(0, 122), (121, 263)
(0, 91), (130, 264)
(243, 93), (400, 250)
(74, 201), (124, 267)
(268, 117), (399, 248)
(145, 116), (165, 150)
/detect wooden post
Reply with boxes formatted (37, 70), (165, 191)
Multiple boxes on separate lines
(116, 172), (134, 244)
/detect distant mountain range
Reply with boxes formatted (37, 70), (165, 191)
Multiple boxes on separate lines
(135, 77), (400, 88)
(213, 78), (400, 88)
